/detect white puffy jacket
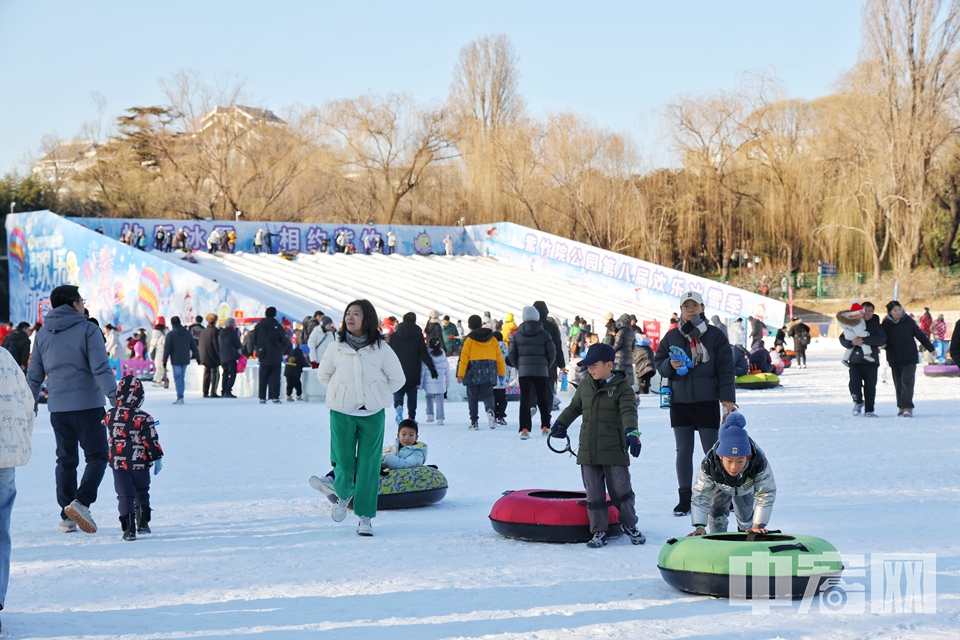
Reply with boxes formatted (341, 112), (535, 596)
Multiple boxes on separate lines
(317, 338), (406, 414)
(0, 347), (35, 468)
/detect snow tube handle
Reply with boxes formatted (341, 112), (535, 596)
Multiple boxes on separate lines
(547, 433), (576, 456)
(745, 529), (782, 542)
(770, 542), (810, 554)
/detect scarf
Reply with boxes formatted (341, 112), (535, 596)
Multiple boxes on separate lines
(679, 316), (711, 366)
(344, 331), (372, 352)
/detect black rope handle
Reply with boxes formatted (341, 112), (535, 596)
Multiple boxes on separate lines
(547, 432), (577, 457)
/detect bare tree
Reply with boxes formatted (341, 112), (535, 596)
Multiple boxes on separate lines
(860, 0), (960, 271)
(319, 94), (455, 224)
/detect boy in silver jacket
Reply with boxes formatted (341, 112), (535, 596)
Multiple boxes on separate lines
(688, 412), (776, 536)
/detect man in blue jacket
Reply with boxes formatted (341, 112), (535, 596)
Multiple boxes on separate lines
(27, 285), (118, 534)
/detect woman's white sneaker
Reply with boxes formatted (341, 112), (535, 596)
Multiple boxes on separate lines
(331, 498), (350, 522)
(357, 516), (373, 536)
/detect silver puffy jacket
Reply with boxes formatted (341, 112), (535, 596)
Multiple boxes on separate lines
(691, 441), (777, 530)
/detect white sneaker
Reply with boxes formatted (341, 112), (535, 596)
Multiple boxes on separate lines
(487, 409), (496, 429)
(172, 398), (184, 405)
(331, 497), (350, 522)
(852, 402), (865, 416)
(58, 518), (77, 533)
(864, 412), (878, 418)
(903, 410), (913, 418)
(64, 500), (97, 533)
(309, 475), (336, 497)
(426, 415), (435, 423)
(436, 419), (444, 426)
(357, 516), (373, 536)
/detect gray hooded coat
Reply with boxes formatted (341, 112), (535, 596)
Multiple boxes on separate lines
(27, 306), (117, 412)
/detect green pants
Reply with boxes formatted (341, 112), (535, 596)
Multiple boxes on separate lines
(329, 410), (385, 518)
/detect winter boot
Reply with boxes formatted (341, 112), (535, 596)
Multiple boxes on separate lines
(621, 524), (646, 545)
(136, 505), (151, 534)
(586, 531), (608, 548)
(673, 489), (692, 517)
(286, 396), (294, 402)
(120, 513), (137, 541)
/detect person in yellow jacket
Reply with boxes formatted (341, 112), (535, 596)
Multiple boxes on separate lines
(501, 313), (518, 347)
(456, 314), (506, 430)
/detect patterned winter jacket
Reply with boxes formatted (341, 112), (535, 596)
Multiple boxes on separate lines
(691, 438), (776, 529)
(0, 347), (35, 468)
(104, 375), (163, 471)
(382, 439), (428, 470)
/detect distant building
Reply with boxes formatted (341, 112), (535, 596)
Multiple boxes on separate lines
(200, 105), (286, 134)
(32, 140), (100, 185)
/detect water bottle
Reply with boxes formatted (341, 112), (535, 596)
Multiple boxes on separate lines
(660, 385), (672, 409)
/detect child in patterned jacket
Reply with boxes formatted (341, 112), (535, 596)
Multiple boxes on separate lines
(105, 375), (163, 541)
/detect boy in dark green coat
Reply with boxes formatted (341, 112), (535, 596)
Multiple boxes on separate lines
(551, 343), (645, 548)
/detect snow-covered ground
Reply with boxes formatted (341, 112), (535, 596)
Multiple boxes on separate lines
(5, 339), (959, 639)
(171, 250), (678, 327)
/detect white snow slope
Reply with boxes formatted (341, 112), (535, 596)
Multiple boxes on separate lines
(4, 339), (959, 639)
(171, 250), (674, 327)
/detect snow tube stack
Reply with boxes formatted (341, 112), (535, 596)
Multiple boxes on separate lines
(735, 372), (781, 390)
(658, 532), (842, 599)
(324, 466), (448, 510)
(923, 364), (960, 377)
(489, 489), (621, 543)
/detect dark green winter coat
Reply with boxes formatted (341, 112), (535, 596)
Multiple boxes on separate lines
(555, 370), (637, 466)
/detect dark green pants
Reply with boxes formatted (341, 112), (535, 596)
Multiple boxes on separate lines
(329, 410), (385, 518)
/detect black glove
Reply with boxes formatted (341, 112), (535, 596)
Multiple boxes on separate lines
(549, 420), (567, 439)
(430, 370), (438, 379)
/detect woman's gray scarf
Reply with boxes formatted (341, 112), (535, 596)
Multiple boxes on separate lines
(344, 331), (372, 352)
(679, 316), (711, 366)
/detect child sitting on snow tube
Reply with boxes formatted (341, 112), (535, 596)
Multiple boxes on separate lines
(312, 420), (427, 492)
(688, 412), (777, 536)
(382, 420), (427, 469)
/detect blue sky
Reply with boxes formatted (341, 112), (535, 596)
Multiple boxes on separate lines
(0, 1), (864, 173)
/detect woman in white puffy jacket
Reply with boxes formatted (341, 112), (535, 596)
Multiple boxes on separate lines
(315, 299), (405, 537)
(0, 346), (35, 621)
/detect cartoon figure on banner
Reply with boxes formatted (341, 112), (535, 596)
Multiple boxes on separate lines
(487, 226), (499, 238)
(138, 267), (162, 324)
(65, 251), (80, 284)
(182, 292), (196, 325)
(413, 232), (433, 255)
(9, 227), (26, 275)
(217, 301), (231, 324)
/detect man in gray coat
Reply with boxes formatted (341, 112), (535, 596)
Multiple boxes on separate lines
(27, 285), (117, 534)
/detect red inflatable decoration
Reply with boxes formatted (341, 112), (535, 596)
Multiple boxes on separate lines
(489, 489), (621, 543)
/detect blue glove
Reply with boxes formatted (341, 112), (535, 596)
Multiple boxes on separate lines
(549, 420), (567, 439)
(153, 459), (163, 476)
(669, 345), (692, 376)
(625, 430), (642, 457)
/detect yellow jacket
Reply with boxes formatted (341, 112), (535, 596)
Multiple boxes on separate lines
(457, 330), (506, 380)
(501, 313), (518, 345)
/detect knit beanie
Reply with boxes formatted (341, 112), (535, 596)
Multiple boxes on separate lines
(717, 412), (752, 457)
(521, 306), (540, 323)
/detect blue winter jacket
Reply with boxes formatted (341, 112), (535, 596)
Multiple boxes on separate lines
(382, 439), (428, 469)
(27, 305), (117, 412)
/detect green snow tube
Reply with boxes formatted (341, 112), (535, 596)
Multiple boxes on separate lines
(658, 532), (842, 599)
(735, 372), (781, 390)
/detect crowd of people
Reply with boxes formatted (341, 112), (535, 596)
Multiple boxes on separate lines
(0, 283), (958, 625)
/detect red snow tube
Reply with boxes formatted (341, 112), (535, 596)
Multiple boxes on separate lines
(489, 489), (621, 543)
